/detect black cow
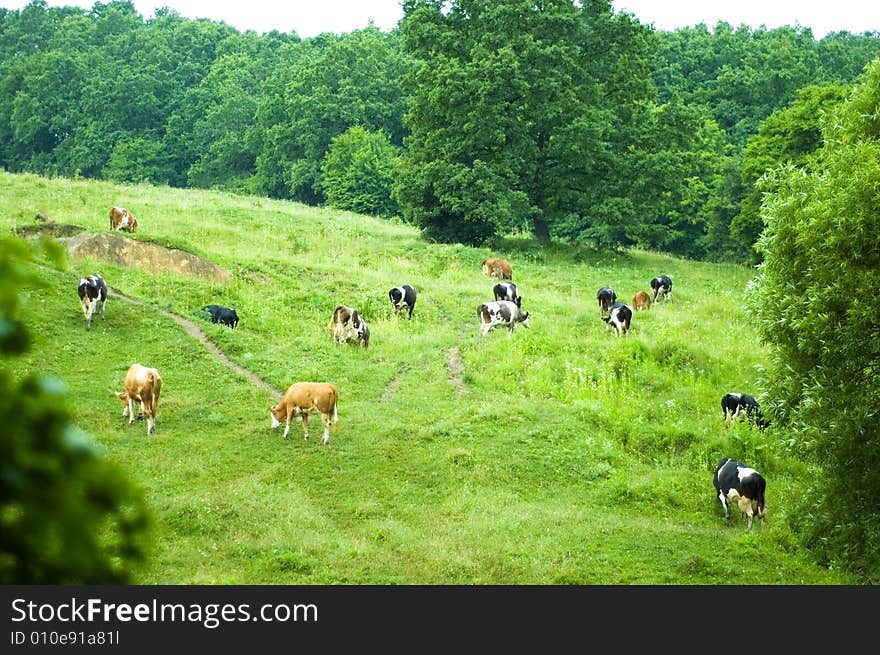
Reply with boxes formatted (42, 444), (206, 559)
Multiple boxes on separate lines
(650, 275), (673, 302)
(202, 304), (239, 329)
(713, 457), (767, 529)
(77, 273), (107, 330)
(597, 286), (617, 315)
(389, 285), (417, 319)
(721, 392), (769, 430)
(602, 301), (632, 337)
(493, 281), (521, 307)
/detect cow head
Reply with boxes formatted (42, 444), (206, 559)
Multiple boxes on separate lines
(269, 404), (284, 428)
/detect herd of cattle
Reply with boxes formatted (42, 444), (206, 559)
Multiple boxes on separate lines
(73, 211), (770, 530)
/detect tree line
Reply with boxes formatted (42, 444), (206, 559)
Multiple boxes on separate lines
(3, 0), (879, 583)
(2, 0), (879, 261)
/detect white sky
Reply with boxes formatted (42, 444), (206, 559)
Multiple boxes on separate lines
(612, 1), (880, 38)
(1, 1), (879, 39)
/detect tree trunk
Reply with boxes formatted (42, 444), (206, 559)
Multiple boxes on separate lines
(532, 216), (550, 243)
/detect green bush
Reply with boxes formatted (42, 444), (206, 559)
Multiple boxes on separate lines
(320, 126), (400, 218)
(749, 59), (880, 582)
(0, 237), (151, 583)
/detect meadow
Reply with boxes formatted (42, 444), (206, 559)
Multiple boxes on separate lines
(0, 171), (853, 584)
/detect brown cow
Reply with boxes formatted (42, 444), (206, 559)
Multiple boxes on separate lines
(115, 364), (162, 435)
(109, 206), (138, 233)
(632, 290), (652, 311)
(269, 382), (339, 444)
(326, 304), (370, 348)
(481, 258), (513, 280)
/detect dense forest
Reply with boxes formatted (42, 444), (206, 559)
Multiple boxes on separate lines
(2, 1), (880, 584)
(1, 0), (879, 261)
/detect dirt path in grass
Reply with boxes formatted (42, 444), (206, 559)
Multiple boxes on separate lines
(108, 288), (283, 398)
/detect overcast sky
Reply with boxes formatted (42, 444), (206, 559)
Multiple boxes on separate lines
(1, 1), (879, 39)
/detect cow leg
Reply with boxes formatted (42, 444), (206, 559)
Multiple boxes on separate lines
(718, 492), (730, 520)
(127, 396), (135, 424)
(300, 414), (309, 441)
(146, 413), (155, 435)
(282, 408), (293, 439)
(321, 413), (331, 445)
(81, 299), (93, 329)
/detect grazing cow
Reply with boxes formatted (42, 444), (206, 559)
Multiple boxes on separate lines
(202, 304), (239, 329)
(493, 281), (521, 307)
(650, 275), (672, 302)
(109, 206), (138, 233)
(326, 305), (370, 348)
(721, 392), (769, 430)
(389, 285), (417, 319)
(269, 381), (339, 444)
(115, 364), (162, 435)
(632, 290), (652, 311)
(477, 300), (530, 336)
(602, 301), (632, 337)
(597, 286), (617, 315)
(713, 457), (767, 529)
(77, 273), (107, 330)
(481, 258), (513, 280)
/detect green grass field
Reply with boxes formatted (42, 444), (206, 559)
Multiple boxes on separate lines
(0, 171), (853, 584)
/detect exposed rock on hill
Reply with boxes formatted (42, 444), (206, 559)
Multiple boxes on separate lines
(57, 232), (232, 284)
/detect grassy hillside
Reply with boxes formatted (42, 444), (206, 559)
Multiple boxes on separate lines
(0, 171), (852, 584)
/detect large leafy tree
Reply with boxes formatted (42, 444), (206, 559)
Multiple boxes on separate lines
(748, 59), (880, 580)
(399, 0), (657, 246)
(399, 0), (589, 244)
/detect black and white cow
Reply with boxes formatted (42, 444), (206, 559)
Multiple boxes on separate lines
(477, 300), (530, 336)
(721, 392), (769, 429)
(651, 275), (673, 302)
(202, 304), (239, 329)
(493, 281), (521, 307)
(77, 273), (107, 330)
(602, 301), (632, 336)
(597, 286), (617, 315)
(389, 285), (417, 319)
(713, 457), (767, 529)
(327, 305), (370, 348)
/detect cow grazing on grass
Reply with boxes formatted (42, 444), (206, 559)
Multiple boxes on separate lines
(389, 285), (417, 319)
(202, 304), (239, 329)
(493, 281), (521, 307)
(270, 382), (339, 444)
(326, 305), (370, 348)
(597, 286), (617, 315)
(109, 206), (138, 233)
(722, 392), (769, 430)
(77, 273), (107, 330)
(632, 290), (652, 311)
(477, 300), (530, 336)
(713, 457), (767, 529)
(651, 275), (672, 302)
(602, 301), (632, 337)
(116, 364), (162, 435)
(481, 257), (513, 280)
